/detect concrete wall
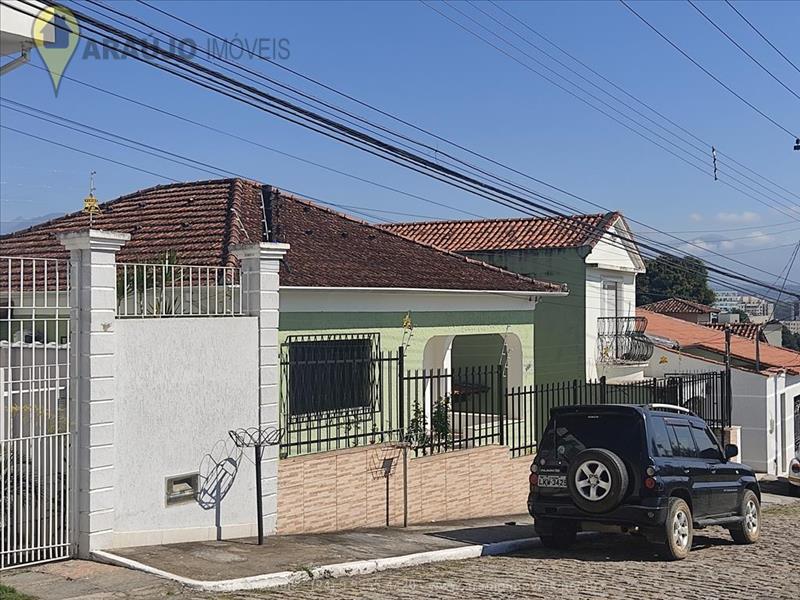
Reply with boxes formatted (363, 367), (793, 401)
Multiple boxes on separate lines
(585, 266), (640, 382)
(113, 317), (261, 546)
(646, 346), (779, 473)
(276, 444), (530, 534)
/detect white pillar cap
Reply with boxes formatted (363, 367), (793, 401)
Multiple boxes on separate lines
(57, 229), (131, 252)
(230, 242), (290, 261)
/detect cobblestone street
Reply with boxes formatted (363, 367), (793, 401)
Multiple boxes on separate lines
(251, 504), (798, 600)
(6, 504), (797, 600)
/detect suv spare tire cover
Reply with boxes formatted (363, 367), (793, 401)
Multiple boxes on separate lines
(567, 448), (629, 514)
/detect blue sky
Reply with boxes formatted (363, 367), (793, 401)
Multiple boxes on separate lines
(1, 0), (798, 285)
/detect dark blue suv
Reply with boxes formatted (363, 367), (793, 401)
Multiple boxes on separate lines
(528, 404), (761, 560)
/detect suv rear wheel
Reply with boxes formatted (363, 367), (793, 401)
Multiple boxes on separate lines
(566, 448), (629, 514)
(662, 497), (693, 560)
(729, 490), (760, 544)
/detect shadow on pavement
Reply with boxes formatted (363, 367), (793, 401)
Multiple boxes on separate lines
(759, 477), (799, 498)
(505, 530), (735, 563)
(428, 523), (537, 545)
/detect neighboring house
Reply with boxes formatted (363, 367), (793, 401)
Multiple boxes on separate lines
(0, 179), (566, 385)
(704, 322), (768, 343)
(705, 321), (783, 347)
(384, 212), (649, 383)
(641, 308), (800, 476)
(639, 297), (720, 325)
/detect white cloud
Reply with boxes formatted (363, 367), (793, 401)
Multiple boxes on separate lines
(715, 211), (760, 224)
(689, 212), (703, 222)
(740, 231), (774, 247)
(683, 229), (775, 254)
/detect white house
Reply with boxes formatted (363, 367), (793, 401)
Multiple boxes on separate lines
(642, 308), (800, 476)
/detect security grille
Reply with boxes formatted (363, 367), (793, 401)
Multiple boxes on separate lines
(1, 257), (72, 569)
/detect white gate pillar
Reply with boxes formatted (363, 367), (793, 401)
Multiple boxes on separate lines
(59, 229), (129, 556)
(232, 242), (289, 536)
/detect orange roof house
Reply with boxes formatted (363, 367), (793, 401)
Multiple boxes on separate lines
(640, 308), (800, 375)
(638, 298), (719, 325)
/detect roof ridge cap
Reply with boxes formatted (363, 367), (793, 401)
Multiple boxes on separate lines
(384, 211), (613, 228)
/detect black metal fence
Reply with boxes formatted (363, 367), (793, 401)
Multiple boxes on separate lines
(279, 342), (730, 458)
(507, 371), (730, 454)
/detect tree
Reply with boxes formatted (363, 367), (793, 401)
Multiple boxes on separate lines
(636, 254), (716, 306)
(729, 308), (750, 323)
(782, 326), (800, 351)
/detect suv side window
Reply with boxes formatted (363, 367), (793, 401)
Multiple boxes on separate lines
(669, 423), (698, 458)
(692, 425), (722, 460)
(650, 417), (673, 457)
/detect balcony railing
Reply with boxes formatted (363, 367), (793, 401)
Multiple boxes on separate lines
(597, 316), (654, 364)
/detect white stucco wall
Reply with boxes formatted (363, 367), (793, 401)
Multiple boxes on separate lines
(584, 266), (639, 381)
(113, 317), (260, 547)
(582, 221), (644, 382)
(646, 346), (782, 473)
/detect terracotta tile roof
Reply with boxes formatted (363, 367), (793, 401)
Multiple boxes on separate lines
(639, 308), (800, 375)
(381, 212), (621, 252)
(0, 178), (566, 294)
(703, 322), (767, 342)
(639, 297), (720, 315)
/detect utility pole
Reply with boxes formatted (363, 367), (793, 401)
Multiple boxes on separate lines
(724, 325), (733, 428)
(755, 325), (761, 372)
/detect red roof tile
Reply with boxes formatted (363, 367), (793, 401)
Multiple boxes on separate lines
(0, 179), (565, 294)
(639, 298), (720, 315)
(381, 212), (621, 252)
(703, 322), (766, 342)
(640, 308), (800, 375)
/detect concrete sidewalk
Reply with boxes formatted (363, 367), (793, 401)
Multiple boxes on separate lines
(6, 489), (798, 598)
(92, 513), (537, 590)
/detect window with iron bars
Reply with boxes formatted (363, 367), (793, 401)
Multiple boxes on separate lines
(281, 333), (381, 419)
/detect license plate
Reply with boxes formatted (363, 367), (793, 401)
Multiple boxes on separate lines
(538, 474), (567, 488)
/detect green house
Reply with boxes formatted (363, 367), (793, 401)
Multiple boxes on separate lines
(385, 212), (649, 384)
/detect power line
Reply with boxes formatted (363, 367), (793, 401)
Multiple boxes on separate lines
(727, 240), (800, 256)
(725, 0), (800, 76)
(52, 2), (800, 284)
(423, 0), (800, 223)
(469, 0), (800, 214)
(128, 0), (800, 225)
(645, 221), (799, 235)
(130, 0), (800, 224)
(619, 0), (798, 139)
(1, 115), (790, 308)
(7, 0), (799, 296)
(489, 0), (800, 203)
(22, 62), (487, 220)
(687, 1), (800, 102)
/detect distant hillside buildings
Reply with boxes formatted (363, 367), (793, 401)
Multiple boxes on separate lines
(713, 290), (800, 323)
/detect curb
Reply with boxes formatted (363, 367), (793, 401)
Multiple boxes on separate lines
(92, 535), (542, 592)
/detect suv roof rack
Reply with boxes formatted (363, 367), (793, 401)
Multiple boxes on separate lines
(646, 403), (695, 416)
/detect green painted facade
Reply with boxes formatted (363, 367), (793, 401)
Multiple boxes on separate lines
(279, 309), (536, 385)
(462, 248), (588, 384)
